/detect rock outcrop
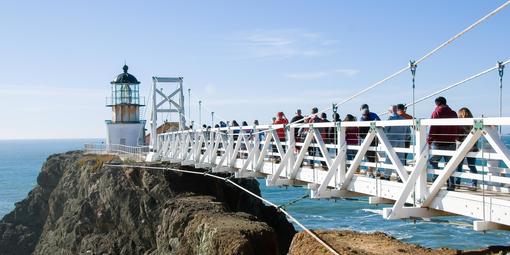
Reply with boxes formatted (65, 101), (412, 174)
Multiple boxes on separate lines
(288, 230), (510, 255)
(0, 151), (296, 255)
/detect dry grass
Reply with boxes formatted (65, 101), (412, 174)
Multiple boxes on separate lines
(77, 154), (119, 172)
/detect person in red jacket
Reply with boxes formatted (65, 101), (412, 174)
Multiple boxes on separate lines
(428, 96), (459, 190)
(344, 114), (359, 161)
(272, 112), (288, 163)
(274, 112), (289, 141)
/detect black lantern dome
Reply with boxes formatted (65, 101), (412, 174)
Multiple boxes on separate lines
(111, 64), (140, 84)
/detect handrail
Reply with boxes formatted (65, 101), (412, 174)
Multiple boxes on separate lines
(84, 143), (149, 161)
(159, 117), (510, 135)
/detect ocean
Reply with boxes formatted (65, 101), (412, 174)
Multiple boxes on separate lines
(1, 139), (509, 250)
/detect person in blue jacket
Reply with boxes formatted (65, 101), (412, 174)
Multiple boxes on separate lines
(359, 104), (380, 178)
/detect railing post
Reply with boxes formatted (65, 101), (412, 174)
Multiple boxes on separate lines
(415, 119), (429, 205)
(254, 126), (260, 171)
(288, 125), (295, 178)
(338, 124), (346, 186)
(208, 130), (214, 163)
(227, 127), (233, 166)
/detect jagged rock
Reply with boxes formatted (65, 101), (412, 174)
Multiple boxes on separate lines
(0, 151), (296, 255)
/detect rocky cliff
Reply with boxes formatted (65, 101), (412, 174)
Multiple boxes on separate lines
(0, 151), (296, 255)
(288, 230), (510, 255)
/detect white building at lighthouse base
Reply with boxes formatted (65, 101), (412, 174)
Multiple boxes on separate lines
(106, 121), (146, 146)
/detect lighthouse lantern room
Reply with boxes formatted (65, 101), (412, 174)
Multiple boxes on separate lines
(105, 65), (146, 146)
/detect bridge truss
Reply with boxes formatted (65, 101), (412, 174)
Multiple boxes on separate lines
(153, 117), (510, 231)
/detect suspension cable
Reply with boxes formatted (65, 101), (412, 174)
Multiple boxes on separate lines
(160, 1), (510, 142)
(402, 59), (510, 110)
(277, 194), (310, 210)
(317, 0), (510, 116)
(105, 164), (340, 255)
(218, 0), (510, 137)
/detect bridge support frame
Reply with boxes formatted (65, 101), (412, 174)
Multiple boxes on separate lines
(155, 117), (510, 230)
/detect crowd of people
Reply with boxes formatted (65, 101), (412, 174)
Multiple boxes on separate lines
(200, 96), (480, 191)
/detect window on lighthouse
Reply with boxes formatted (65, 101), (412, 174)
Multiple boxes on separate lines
(120, 84), (132, 104)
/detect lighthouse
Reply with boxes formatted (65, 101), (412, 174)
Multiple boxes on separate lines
(105, 64), (146, 146)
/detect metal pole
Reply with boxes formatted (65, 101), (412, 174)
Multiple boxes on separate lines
(409, 60), (417, 206)
(211, 112), (215, 126)
(199, 100), (202, 127)
(498, 61), (505, 134)
(410, 60), (417, 123)
(188, 88), (191, 127)
(151, 78), (158, 150)
(179, 78), (185, 130)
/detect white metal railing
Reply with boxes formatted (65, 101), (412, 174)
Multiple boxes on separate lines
(84, 143), (149, 161)
(155, 117), (510, 231)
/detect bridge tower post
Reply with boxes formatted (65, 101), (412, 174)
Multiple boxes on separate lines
(146, 76), (186, 162)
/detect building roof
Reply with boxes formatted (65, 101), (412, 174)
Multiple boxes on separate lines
(111, 65), (140, 84)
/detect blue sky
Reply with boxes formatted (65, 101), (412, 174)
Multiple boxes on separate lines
(1, 0), (509, 139)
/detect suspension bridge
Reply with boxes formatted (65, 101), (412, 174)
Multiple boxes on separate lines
(84, 2), (510, 252)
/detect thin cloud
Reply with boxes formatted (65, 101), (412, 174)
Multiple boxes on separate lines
(332, 69), (360, 76)
(285, 71), (329, 80)
(285, 68), (360, 80)
(233, 29), (339, 59)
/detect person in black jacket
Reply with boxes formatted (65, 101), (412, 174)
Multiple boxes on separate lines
(290, 109), (304, 141)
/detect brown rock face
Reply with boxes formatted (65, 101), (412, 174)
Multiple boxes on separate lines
(288, 230), (510, 255)
(0, 151), (296, 255)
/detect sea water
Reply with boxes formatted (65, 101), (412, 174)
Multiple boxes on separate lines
(1, 139), (509, 250)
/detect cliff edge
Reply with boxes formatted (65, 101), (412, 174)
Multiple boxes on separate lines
(0, 151), (296, 255)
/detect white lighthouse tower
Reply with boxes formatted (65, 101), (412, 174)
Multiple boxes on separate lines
(105, 64), (146, 146)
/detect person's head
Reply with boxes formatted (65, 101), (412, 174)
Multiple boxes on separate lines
(321, 112), (327, 119)
(253, 120), (259, 125)
(272, 117), (276, 123)
(311, 107), (319, 114)
(242, 121), (248, 126)
(435, 96), (447, 106)
(360, 104), (369, 111)
(396, 104), (407, 114)
(296, 109), (302, 116)
(215, 124), (220, 128)
(388, 105), (397, 115)
(361, 108), (370, 117)
(344, 114), (356, 122)
(232, 120), (239, 126)
(202, 124), (207, 128)
(332, 112), (340, 121)
(277, 112), (285, 119)
(458, 107), (473, 118)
